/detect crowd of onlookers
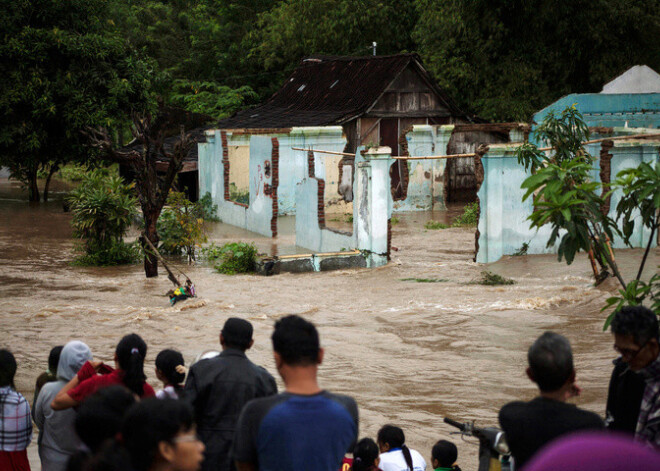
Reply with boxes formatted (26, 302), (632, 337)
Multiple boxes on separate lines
(1, 307), (660, 471)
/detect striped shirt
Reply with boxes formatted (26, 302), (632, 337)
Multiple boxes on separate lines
(0, 386), (32, 451)
(637, 355), (660, 447)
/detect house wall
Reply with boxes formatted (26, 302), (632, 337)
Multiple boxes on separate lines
(476, 136), (659, 263)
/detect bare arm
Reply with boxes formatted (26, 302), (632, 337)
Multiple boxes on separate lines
(235, 462), (256, 471)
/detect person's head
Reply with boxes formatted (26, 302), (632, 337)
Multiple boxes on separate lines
(432, 440), (458, 469)
(121, 398), (204, 471)
(378, 425), (414, 471)
(57, 341), (92, 382)
(220, 318), (254, 351)
(48, 345), (64, 375)
(271, 315), (322, 367)
(75, 385), (137, 453)
(115, 334), (148, 396)
(352, 438), (380, 471)
(0, 349), (17, 389)
(526, 332), (575, 393)
(611, 306), (659, 371)
(156, 349), (185, 388)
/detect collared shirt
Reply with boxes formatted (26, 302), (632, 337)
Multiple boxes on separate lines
(0, 386), (32, 451)
(636, 354), (660, 447)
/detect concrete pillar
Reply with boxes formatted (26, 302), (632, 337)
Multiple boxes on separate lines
(356, 146), (392, 267)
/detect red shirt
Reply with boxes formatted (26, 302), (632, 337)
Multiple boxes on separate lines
(68, 370), (155, 403)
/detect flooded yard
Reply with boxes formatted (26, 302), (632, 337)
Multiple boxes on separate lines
(1, 176), (658, 470)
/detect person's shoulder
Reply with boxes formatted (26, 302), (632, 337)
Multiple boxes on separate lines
(499, 400), (528, 418)
(36, 380), (62, 401)
(574, 406), (605, 427)
(142, 382), (156, 397)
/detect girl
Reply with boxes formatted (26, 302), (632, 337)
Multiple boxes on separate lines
(155, 349), (186, 399)
(377, 425), (427, 471)
(0, 349), (32, 471)
(352, 437), (382, 471)
(90, 398), (205, 471)
(51, 333), (155, 410)
(431, 440), (461, 471)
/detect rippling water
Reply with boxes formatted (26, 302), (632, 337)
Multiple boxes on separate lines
(1, 176), (657, 470)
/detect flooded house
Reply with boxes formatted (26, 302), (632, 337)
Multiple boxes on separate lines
(201, 53), (510, 225)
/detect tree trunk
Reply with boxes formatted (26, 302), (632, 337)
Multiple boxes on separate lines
(28, 169), (40, 202)
(142, 209), (160, 277)
(43, 164), (59, 203)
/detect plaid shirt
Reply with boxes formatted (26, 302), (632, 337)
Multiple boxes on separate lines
(637, 355), (660, 447)
(0, 386), (32, 451)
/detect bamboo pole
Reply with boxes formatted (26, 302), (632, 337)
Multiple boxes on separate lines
(393, 153), (478, 160)
(291, 147), (356, 157)
(537, 132), (660, 152)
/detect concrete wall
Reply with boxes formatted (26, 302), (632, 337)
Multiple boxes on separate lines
(476, 139), (659, 263)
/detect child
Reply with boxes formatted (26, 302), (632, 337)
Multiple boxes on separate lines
(431, 440), (461, 471)
(378, 425), (426, 471)
(155, 349), (186, 399)
(0, 349), (32, 471)
(351, 438), (382, 471)
(33, 345), (63, 407)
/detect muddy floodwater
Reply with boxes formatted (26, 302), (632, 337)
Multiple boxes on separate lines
(1, 176), (658, 470)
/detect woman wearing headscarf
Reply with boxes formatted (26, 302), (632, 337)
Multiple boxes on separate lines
(33, 341), (92, 471)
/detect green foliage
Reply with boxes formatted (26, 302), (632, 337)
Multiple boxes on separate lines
(477, 271), (515, 286)
(413, 0), (660, 121)
(157, 191), (213, 262)
(229, 184), (250, 205)
(424, 221), (449, 230)
(203, 242), (258, 275)
(512, 242), (530, 256)
(197, 192), (219, 222)
(517, 107), (660, 326)
(390, 216), (400, 226)
(452, 202), (479, 227)
(0, 0), (157, 201)
(67, 170), (138, 265)
(170, 80), (258, 118)
(71, 240), (141, 267)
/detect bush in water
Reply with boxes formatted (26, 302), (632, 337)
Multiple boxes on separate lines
(203, 242), (258, 275)
(158, 191), (210, 263)
(67, 170), (139, 266)
(452, 201), (479, 227)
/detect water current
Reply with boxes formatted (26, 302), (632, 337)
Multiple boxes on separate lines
(1, 176), (658, 470)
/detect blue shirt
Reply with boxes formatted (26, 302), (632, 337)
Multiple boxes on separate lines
(233, 390), (358, 471)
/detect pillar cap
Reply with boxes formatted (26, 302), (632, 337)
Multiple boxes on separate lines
(363, 146), (392, 158)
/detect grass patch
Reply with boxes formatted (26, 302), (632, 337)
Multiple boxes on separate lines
(390, 216), (400, 226)
(400, 277), (449, 283)
(452, 201), (479, 227)
(424, 220), (449, 230)
(512, 242), (529, 256)
(475, 270), (515, 285)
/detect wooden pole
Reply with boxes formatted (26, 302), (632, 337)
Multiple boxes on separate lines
(393, 152), (478, 160)
(141, 233), (182, 287)
(291, 147), (356, 157)
(537, 132), (660, 152)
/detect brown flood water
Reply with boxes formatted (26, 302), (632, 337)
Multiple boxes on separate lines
(1, 176), (658, 470)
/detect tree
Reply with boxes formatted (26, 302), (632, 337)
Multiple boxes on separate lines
(516, 107), (660, 326)
(413, 0), (660, 121)
(86, 106), (200, 278)
(0, 0), (156, 201)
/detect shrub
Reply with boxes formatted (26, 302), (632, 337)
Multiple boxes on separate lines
(425, 220), (448, 230)
(452, 201), (479, 227)
(158, 191), (208, 262)
(196, 192), (219, 221)
(67, 170), (138, 265)
(203, 242), (258, 275)
(477, 271), (515, 285)
(71, 240), (141, 266)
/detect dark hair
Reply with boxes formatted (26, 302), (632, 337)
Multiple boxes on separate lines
(221, 317), (254, 350)
(48, 345), (64, 373)
(0, 349), (17, 389)
(74, 385), (137, 452)
(611, 306), (659, 346)
(155, 349), (185, 388)
(352, 437), (379, 471)
(122, 398), (195, 471)
(116, 333), (148, 396)
(432, 440), (459, 469)
(378, 425), (413, 471)
(272, 315), (320, 366)
(528, 331), (574, 392)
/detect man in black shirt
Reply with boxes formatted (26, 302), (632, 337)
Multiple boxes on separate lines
(184, 318), (277, 471)
(499, 332), (604, 469)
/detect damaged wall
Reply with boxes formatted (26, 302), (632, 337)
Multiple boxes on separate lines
(476, 131), (659, 263)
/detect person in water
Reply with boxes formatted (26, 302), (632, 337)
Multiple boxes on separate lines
(377, 425), (426, 471)
(155, 349), (186, 399)
(430, 440), (460, 471)
(51, 333), (155, 410)
(168, 280), (196, 306)
(351, 438), (382, 471)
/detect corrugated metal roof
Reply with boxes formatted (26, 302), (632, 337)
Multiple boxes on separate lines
(217, 53), (465, 129)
